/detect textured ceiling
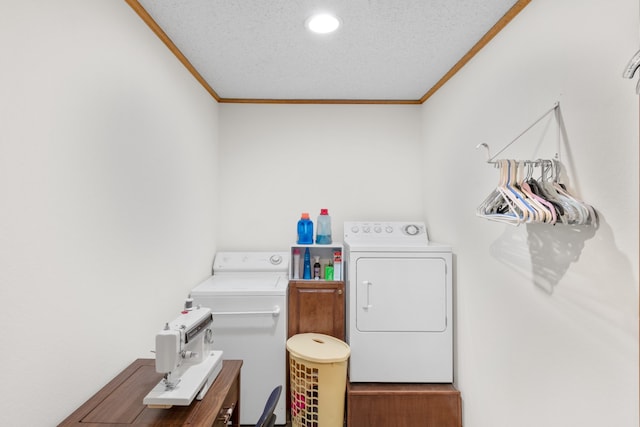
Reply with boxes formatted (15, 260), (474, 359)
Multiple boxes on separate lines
(128, 0), (528, 103)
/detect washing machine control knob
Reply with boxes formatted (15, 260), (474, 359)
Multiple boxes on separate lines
(374, 226), (381, 233)
(351, 225), (359, 233)
(385, 226), (393, 233)
(404, 224), (420, 236)
(269, 254), (283, 265)
(363, 226), (371, 233)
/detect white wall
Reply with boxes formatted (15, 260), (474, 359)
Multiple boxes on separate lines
(0, 1), (220, 425)
(420, 1), (639, 426)
(1, 1), (637, 426)
(217, 103), (424, 250)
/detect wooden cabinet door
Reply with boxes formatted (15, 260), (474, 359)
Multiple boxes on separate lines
(288, 281), (345, 340)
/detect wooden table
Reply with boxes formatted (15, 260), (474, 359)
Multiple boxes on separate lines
(59, 359), (242, 426)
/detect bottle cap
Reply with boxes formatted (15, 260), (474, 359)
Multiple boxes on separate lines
(293, 248), (300, 254)
(320, 209), (329, 215)
(301, 212), (310, 219)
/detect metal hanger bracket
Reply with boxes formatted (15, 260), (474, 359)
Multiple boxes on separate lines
(476, 102), (560, 164)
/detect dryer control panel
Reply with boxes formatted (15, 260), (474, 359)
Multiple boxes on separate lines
(344, 221), (429, 244)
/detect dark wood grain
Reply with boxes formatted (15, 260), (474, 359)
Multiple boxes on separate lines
(347, 382), (462, 427)
(287, 280), (345, 340)
(58, 359), (242, 427)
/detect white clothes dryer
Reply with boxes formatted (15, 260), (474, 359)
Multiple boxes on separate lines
(344, 222), (453, 383)
(190, 251), (288, 425)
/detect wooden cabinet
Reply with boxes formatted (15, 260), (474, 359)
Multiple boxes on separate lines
(346, 382), (462, 427)
(288, 280), (345, 340)
(286, 280), (346, 423)
(288, 243), (345, 340)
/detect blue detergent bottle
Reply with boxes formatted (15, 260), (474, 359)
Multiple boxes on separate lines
(297, 212), (313, 244)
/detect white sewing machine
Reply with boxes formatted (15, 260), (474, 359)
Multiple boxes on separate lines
(143, 303), (223, 408)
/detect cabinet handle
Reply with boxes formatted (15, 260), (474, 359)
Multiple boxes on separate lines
(217, 403), (235, 423)
(337, 289), (343, 295)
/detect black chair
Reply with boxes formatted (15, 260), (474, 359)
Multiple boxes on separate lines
(255, 385), (282, 427)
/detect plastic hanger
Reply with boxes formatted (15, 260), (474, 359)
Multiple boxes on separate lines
(476, 160), (523, 225)
(550, 159), (597, 226)
(518, 161), (554, 224)
(504, 159), (536, 223)
(531, 162), (557, 224)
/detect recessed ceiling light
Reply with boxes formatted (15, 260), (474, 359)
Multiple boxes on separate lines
(305, 13), (340, 34)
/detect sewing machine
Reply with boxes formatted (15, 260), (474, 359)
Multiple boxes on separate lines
(143, 303), (223, 408)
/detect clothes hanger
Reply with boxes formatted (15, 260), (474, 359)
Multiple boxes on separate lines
(527, 169), (563, 221)
(500, 159), (529, 223)
(540, 160), (584, 224)
(504, 159), (536, 223)
(530, 161), (568, 224)
(549, 160), (586, 224)
(476, 160), (523, 225)
(528, 162), (557, 224)
(517, 160), (549, 223)
(518, 161), (553, 224)
(550, 159), (597, 226)
(478, 157), (599, 227)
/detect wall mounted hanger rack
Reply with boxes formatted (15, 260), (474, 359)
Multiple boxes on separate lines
(474, 102), (597, 227)
(476, 102), (560, 164)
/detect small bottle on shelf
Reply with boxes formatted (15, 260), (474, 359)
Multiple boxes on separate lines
(292, 248), (301, 279)
(333, 250), (342, 280)
(324, 262), (334, 281)
(313, 256), (321, 280)
(315, 209), (332, 244)
(297, 213), (313, 244)
(303, 247), (311, 280)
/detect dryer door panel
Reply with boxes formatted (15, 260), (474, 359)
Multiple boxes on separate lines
(355, 257), (446, 332)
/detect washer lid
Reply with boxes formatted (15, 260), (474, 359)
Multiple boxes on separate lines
(191, 274), (288, 296)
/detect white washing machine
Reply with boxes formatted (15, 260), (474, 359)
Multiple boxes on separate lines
(344, 221), (453, 383)
(190, 251), (288, 425)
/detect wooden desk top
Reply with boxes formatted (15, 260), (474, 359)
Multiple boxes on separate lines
(59, 359), (242, 426)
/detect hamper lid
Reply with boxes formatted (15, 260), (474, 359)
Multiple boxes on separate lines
(287, 333), (351, 363)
